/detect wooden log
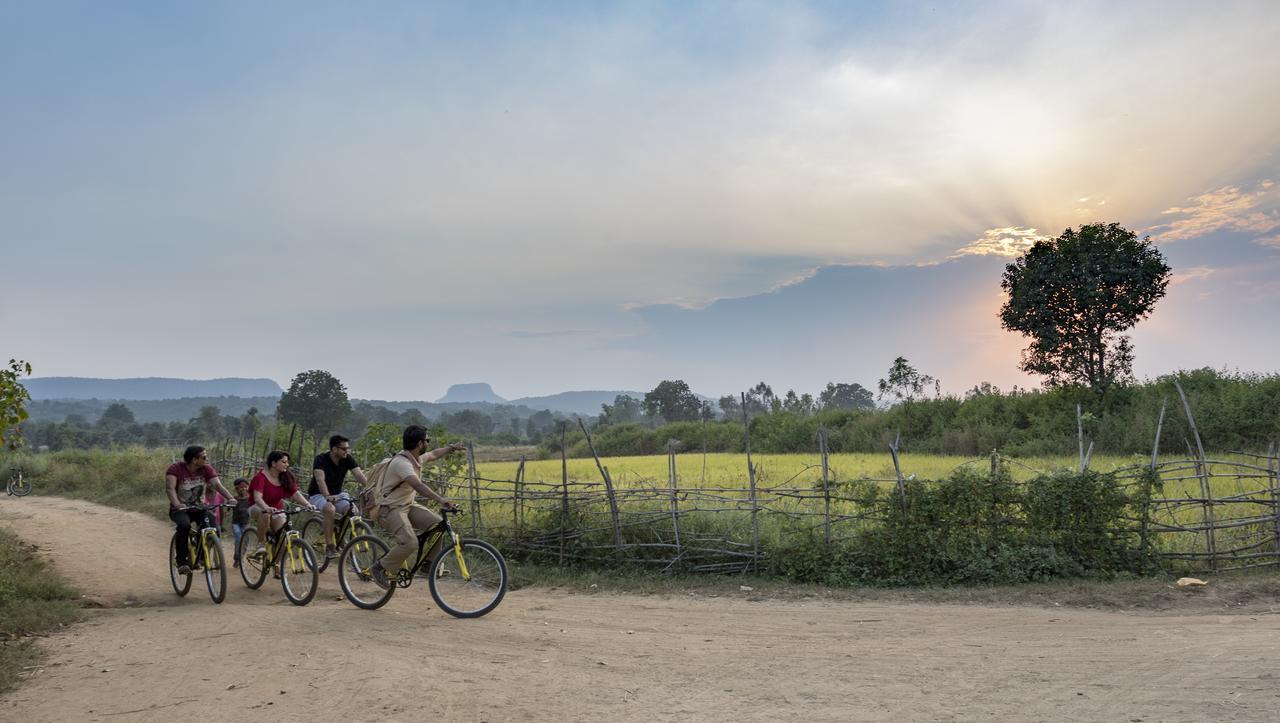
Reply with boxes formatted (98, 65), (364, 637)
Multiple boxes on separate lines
(741, 392), (760, 572)
(559, 423), (569, 564)
(1076, 403), (1086, 472)
(820, 426), (831, 547)
(578, 418), (623, 552)
(514, 455), (526, 535)
(466, 442), (481, 535)
(1175, 379), (1217, 570)
(667, 440), (682, 570)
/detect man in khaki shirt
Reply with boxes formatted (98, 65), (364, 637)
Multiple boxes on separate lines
(371, 424), (467, 588)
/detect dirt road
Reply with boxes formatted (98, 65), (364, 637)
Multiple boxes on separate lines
(3, 496), (1279, 721)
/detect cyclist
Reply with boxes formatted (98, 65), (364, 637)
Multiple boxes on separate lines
(368, 425), (467, 588)
(249, 450), (316, 557)
(308, 434), (368, 558)
(165, 445), (235, 575)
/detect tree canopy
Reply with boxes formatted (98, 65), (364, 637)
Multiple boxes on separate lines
(642, 380), (702, 423)
(276, 370), (353, 434)
(1, 359), (32, 449)
(819, 382), (875, 410)
(1000, 222), (1170, 398)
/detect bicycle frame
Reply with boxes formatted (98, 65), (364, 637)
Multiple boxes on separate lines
(264, 513), (310, 576)
(393, 510), (471, 587)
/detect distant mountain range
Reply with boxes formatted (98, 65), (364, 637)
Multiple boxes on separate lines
(23, 377), (283, 400)
(436, 383), (646, 415)
(22, 377), (649, 421)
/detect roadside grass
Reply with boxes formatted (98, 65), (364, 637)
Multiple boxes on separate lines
(513, 562), (1280, 613)
(0, 528), (82, 696)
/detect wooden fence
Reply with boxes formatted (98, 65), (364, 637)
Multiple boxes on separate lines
(208, 382), (1279, 575)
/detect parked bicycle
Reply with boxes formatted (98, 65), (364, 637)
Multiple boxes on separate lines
(338, 507), (507, 617)
(236, 507), (319, 606)
(169, 503), (234, 604)
(301, 497), (375, 574)
(6, 466), (32, 496)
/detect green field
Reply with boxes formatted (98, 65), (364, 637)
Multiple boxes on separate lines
(478, 451), (1171, 489)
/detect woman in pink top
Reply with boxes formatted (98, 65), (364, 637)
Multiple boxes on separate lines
(249, 450), (315, 556)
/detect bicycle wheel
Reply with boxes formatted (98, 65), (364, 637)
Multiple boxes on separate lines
(203, 532), (227, 604)
(428, 538), (508, 618)
(280, 538), (319, 606)
(338, 534), (394, 610)
(9, 474), (32, 496)
(169, 537), (193, 597)
(301, 517), (331, 574)
(238, 528), (268, 589)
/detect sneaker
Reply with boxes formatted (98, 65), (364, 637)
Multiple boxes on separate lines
(370, 562), (391, 590)
(436, 567), (451, 579)
(232, 560), (240, 569)
(176, 563), (191, 575)
(253, 545), (266, 558)
(326, 544), (339, 559)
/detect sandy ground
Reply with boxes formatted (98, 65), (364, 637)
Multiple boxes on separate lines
(3, 495), (1280, 722)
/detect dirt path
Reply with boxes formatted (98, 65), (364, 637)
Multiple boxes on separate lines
(3, 496), (1280, 722)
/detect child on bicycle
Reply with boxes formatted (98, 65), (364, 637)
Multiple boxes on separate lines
(230, 478), (252, 568)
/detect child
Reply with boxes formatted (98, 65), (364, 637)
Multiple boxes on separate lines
(231, 478), (252, 568)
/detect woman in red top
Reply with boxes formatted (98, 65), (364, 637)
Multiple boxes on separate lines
(249, 450), (315, 556)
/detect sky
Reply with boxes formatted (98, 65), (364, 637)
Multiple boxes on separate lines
(3, 1), (1279, 402)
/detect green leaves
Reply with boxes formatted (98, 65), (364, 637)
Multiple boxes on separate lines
(1000, 223), (1171, 398)
(276, 370), (353, 434)
(0, 359), (33, 449)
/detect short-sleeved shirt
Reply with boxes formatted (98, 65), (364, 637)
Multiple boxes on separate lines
(381, 452), (421, 509)
(232, 496), (252, 526)
(308, 452), (361, 497)
(250, 471), (297, 511)
(167, 462), (219, 508)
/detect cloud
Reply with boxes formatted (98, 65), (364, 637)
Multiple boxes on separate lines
(1256, 234), (1280, 248)
(506, 330), (598, 339)
(1170, 267), (1214, 286)
(952, 227), (1052, 258)
(1148, 181), (1280, 242)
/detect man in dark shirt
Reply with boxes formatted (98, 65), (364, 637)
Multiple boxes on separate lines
(308, 435), (368, 557)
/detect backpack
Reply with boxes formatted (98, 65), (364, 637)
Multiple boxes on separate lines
(357, 457), (394, 522)
(358, 453), (414, 523)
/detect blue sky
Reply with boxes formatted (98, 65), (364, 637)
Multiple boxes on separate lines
(3, 1), (1279, 401)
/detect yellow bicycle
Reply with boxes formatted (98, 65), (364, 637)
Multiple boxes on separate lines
(301, 496), (374, 573)
(338, 507), (507, 617)
(169, 503), (233, 604)
(236, 507), (320, 606)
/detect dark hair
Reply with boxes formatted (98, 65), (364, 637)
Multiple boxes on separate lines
(183, 445), (206, 464)
(329, 434), (349, 449)
(233, 477), (249, 487)
(402, 425), (429, 450)
(264, 450), (297, 493)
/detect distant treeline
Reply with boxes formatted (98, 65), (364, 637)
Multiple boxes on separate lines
(19, 398), (569, 452)
(543, 369), (1280, 458)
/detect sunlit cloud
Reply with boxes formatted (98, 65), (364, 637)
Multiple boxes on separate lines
(1148, 181), (1280, 242)
(1256, 234), (1280, 248)
(952, 227), (1052, 258)
(1171, 267), (1214, 285)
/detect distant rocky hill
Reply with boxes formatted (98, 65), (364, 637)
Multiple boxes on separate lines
(23, 377), (283, 400)
(435, 383), (507, 404)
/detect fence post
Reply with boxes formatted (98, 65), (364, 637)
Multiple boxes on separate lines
(1269, 441), (1279, 555)
(1141, 398), (1168, 555)
(559, 424), (569, 564)
(465, 442), (481, 535)
(741, 393), (760, 573)
(889, 431), (905, 504)
(579, 418), (623, 554)
(819, 426), (831, 547)
(667, 440), (682, 568)
(514, 455), (525, 536)
(1174, 380), (1216, 570)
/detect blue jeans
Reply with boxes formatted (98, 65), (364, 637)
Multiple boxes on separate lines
(232, 523), (248, 560)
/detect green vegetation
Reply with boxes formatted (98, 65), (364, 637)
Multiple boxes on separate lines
(1, 359), (33, 449)
(0, 527), (81, 696)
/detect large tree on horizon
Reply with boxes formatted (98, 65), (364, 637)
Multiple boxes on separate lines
(276, 370), (352, 435)
(1000, 222), (1171, 398)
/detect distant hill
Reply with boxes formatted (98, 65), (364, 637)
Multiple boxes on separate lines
(435, 383), (507, 404)
(24, 377), (283, 400)
(511, 390), (646, 417)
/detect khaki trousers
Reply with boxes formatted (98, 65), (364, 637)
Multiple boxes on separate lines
(379, 504), (443, 571)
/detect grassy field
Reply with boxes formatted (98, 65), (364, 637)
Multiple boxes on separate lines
(0, 527), (82, 696)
